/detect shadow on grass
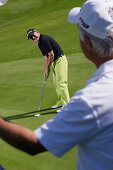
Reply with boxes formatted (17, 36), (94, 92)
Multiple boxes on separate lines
(4, 107), (57, 121)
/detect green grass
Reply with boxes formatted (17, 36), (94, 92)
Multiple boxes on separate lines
(0, 54), (95, 170)
(0, 0), (96, 169)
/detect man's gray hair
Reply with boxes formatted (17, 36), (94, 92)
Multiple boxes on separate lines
(79, 26), (113, 58)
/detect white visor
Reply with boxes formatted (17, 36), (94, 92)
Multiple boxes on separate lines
(68, 7), (81, 24)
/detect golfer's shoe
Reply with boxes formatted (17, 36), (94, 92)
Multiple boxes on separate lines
(52, 105), (62, 109)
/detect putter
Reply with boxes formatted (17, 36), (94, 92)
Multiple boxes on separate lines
(35, 77), (47, 117)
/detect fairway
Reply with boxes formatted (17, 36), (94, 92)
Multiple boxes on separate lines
(0, 0), (96, 169)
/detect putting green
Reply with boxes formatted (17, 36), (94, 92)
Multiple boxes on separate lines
(0, 53), (95, 170)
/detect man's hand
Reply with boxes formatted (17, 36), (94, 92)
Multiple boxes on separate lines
(44, 68), (50, 79)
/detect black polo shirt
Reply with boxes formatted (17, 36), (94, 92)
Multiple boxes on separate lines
(38, 34), (63, 61)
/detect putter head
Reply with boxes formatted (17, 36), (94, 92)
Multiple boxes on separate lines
(35, 113), (41, 117)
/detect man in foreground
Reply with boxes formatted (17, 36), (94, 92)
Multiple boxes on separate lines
(27, 29), (70, 111)
(0, 0), (113, 169)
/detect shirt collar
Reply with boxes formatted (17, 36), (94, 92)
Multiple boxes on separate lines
(87, 59), (113, 84)
(39, 34), (42, 41)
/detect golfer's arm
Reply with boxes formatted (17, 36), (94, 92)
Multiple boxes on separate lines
(47, 50), (54, 68)
(44, 51), (54, 70)
(44, 55), (48, 71)
(0, 117), (47, 155)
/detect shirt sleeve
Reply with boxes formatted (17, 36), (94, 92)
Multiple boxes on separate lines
(34, 94), (98, 157)
(40, 40), (53, 56)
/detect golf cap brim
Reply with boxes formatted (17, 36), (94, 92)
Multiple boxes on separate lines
(68, 7), (81, 24)
(27, 29), (36, 40)
(27, 33), (34, 40)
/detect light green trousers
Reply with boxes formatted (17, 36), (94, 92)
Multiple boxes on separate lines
(51, 55), (70, 107)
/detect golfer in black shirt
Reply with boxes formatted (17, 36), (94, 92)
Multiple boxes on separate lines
(27, 29), (70, 111)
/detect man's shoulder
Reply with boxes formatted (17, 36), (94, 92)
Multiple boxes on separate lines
(41, 34), (52, 41)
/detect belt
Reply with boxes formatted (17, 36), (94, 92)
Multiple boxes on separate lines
(55, 53), (64, 60)
(61, 53), (64, 57)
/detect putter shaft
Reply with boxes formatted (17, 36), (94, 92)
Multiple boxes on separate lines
(38, 78), (47, 112)
(35, 78), (47, 117)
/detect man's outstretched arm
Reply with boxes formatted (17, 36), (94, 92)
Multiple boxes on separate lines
(0, 117), (47, 155)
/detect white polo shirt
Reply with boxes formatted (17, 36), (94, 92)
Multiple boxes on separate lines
(35, 60), (113, 170)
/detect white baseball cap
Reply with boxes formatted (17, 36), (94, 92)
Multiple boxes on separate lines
(68, 0), (113, 41)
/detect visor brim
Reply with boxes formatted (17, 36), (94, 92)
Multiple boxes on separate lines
(68, 7), (81, 24)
